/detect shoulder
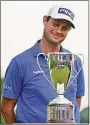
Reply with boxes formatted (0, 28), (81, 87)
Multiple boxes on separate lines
(5, 47), (34, 73)
(61, 46), (71, 53)
(11, 45), (35, 65)
(6, 46), (35, 78)
(14, 48), (33, 60)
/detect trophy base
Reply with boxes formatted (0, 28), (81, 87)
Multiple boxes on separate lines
(47, 95), (75, 123)
(48, 120), (74, 123)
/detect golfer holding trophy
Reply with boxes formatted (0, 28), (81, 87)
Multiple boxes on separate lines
(1, 4), (85, 124)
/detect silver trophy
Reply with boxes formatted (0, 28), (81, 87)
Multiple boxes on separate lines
(37, 52), (83, 123)
(47, 53), (75, 123)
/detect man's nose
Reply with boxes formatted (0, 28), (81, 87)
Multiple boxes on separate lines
(55, 26), (62, 33)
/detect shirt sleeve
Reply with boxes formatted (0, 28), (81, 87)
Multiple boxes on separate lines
(2, 58), (22, 100)
(76, 56), (85, 97)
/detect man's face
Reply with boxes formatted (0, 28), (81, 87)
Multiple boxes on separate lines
(43, 16), (71, 45)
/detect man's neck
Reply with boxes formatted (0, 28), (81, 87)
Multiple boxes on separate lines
(40, 38), (61, 54)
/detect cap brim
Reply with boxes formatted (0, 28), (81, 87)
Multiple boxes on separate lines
(52, 17), (75, 29)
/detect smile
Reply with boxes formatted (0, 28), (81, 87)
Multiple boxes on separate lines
(52, 34), (61, 39)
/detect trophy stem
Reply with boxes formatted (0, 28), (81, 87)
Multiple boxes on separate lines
(57, 83), (64, 95)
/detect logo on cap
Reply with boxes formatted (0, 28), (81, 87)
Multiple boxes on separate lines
(58, 8), (74, 20)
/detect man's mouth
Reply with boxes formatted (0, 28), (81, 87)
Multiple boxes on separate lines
(52, 34), (61, 39)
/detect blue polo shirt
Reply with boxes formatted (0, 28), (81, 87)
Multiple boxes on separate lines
(2, 40), (85, 123)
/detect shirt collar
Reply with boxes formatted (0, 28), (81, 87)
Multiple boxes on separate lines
(33, 40), (68, 58)
(33, 40), (41, 58)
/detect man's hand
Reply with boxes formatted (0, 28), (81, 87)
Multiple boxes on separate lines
(76, 97), (82, 109)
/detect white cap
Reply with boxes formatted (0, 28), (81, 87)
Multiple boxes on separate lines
(47, 4), (75, 28)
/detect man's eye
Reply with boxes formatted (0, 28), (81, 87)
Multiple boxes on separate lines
(63, 27), (70, 31)
(53, 23), (59, 27)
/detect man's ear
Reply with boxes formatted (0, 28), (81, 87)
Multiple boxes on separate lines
(68, 27), (72, 31)
(43, 16), (48, 26)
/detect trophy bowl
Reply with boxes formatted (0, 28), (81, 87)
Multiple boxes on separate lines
(47, 53), (75, 123)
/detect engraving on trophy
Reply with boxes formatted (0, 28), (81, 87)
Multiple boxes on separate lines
(47, 104), (74, 123)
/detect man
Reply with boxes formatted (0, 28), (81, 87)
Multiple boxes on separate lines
(1, 4), (85, 123)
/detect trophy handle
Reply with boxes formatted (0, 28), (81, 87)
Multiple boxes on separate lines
(72, 54), (84, 75)
(67, 54), (84, 87)
(37, 53), (52, 86)
(77, 54), (84, 65)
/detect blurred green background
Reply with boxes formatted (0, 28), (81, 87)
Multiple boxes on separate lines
(0, 77), (89, 124)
